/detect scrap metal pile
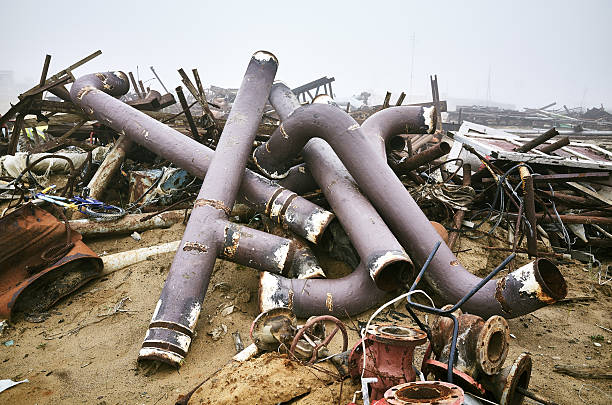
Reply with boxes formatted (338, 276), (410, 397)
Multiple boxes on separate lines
(2, 49), (612, 404)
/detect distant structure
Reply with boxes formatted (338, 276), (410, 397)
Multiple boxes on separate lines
(292, 76), (335, 103)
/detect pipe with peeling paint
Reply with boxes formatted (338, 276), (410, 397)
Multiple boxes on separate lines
(69, 73), (334, 245)
(276, 105), (435, 193)
(253, 103), (567, 319)
(124, 51), (283, 367)
(270, 83), (413, 290)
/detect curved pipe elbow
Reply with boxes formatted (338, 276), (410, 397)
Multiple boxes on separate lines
(70, 71), (130, 102)
(259, 262), (388, 317)
(360, 105), (437, 158)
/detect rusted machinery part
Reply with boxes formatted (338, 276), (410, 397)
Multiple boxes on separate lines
(137, 51), (280, 367)
(269, 82), (414, 291)
(252, 103), (567, 319)
(359, 105), (437, 159)
(0, 204), (102, 321)
(430, 308), (510, 378)
(481, 352), (532, 405)
(289, 315), (348, 364)
(348, 324), (428, 400)
(250, 307), (297, 351)
(69, 73), (333, 244)
(389, 141), (451, 175)
(514, 128), (559, 153)
(380, 381), (465, 405)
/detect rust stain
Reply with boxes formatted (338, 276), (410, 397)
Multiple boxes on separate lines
(288, 289), (294, 312)
(183, 242), (208, 253)
(495, 278), (512, 314)
(193, 199), (231, 216)
(325, 293), (333, 312)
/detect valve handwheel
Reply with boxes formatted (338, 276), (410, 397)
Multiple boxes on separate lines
(289, 315), (348, 364)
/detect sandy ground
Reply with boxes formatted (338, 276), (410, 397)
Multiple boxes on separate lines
(0, 220), (611, 405)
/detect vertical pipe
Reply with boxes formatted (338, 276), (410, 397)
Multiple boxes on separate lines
(139, 52), (279, 366)
(519, 166), (538, 256)
(128, 72), (142, 98)
(175, 86), (201, 142)
(86, 135), (131, 200)
(395, 92), (406, 106)
(447, 164), (471, 250)
(382, 91), (392, 109)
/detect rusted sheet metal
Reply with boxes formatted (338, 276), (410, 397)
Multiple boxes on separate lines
(430, 310), (510, 378)
(253, 103), (567, 318)
(447, 121), (612, 172)
(270, 83), (413, 290)
(69, 72), (333, 244)
(0, 204), (102, 320)
(138, 51), (281, 367)
(348, 325), (428, 400)
(68, 210), (185, 236)
(380, 381), (465, 405)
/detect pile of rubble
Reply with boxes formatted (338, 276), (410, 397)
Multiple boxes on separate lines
(1, 50), (611, 404)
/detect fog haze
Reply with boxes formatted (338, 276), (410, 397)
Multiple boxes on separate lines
(1, 0), (610, 111)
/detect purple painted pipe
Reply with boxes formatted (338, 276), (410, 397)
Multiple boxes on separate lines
(135, 51), (279, 366)
(68, 75), (334, 244)
(269, 84), (413, 291)
(253, 104), (567, 319)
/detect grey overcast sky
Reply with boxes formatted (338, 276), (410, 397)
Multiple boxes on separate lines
(1, 0), (611, 110)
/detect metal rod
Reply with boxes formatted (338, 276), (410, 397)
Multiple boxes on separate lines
(175, 86), (201, 142)
(537, 136), (570, 154)
(128, 72), (143, 98)
(520, 166), (538, 256)
(149, 66), (169, 93)
(515, 127), (559, 153)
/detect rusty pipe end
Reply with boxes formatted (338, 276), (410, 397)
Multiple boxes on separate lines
(423, 106), (437, 134)
(312, 94), (337, 107)
(368, 250), (414, 291)
(497, 258), (567, 318)
(367, 324), (428, 347)
(292, 247), (326, 279)
(384, 381), (465, 405)
(482, 352), (532, 405)
(138, 326), (192, 367)
(284, 202), (335, 245)
(259, 272), (291, 313)
(253, 147), (290, 179)
(476, 315), (510, 376)
(70, 71), (130, 101)
(252, 50), (279, 65)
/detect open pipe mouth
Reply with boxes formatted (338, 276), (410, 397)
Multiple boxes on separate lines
(377, 325), (417, 338)
(370, 254), (414, 291)
(389, 382), (463, 404)
(534, 258), (567, 301)
(477, 315), (509, 375)
(389, 135), (408, 152)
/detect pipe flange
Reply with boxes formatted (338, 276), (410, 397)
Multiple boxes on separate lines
(384, 381), (464, 405)
(499, 353), (532, 405)
(367, 324), (428, 347)
(421, 358), (486, 396)
(476, 315), (510, 375)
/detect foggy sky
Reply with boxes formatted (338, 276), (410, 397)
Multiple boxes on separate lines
(1, 0), (611, 110)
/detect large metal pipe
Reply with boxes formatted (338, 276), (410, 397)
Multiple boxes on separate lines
(359, 106), (436, 158)
(69, 74), (333, 244)
(136, 51), (279, 366)
(270, 83), (413, 291)
(537, 136), (570, 154)
(253, 104), (567, 319)
(275, 105), (435, 193)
